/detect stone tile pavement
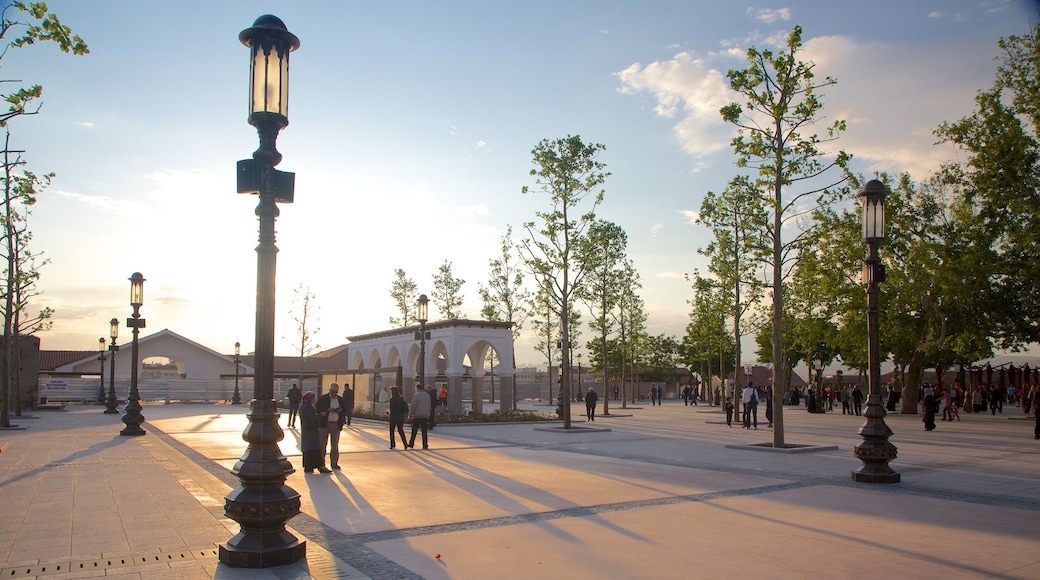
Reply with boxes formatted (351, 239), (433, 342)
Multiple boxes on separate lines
(1, 399), (1038, 578)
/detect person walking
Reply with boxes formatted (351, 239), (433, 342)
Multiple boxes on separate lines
(299, 391), (331, 474)
(316, 383), (347, 470)
(408, 385), (432, 450)
(1032, 388), (1039, 440)
(427, 385), (439, 428)
(742, 382), (758, 430)
(341, 382), (355, 426)
(724, 399), (734, 427)
(657, 385), (664, 404)
(923, 390), (938, 431)
(852, 386), (863, 416)
(286, 383), (302, 428)
(840, 385), (850, 415)
(388, 386), (408, 449)
(613, 384), (619, 401)
(941, 387), (954, 421)
(764, 385), (774, 427)
(584, 386), (598, 421)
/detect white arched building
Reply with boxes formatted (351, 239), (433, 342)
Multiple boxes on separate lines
(344, 319), (515, 415)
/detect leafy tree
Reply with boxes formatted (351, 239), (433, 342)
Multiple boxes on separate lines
(431, 259), (465, 320)
(613, 262), (645, 405)
(519, 135), (607, 428)
(0, 2), (87, 427)
(577, 219), (627, 415)
(680, 272), (734, 403)
(478, 226), (531, 409)
(284, 284), (320, 386)
(935, 23), (1040, 350)
(720, 25), (852, 447)
(698, 174), (768, 414)
(388, 268), (417, 327)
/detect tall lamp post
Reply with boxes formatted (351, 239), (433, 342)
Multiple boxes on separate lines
(220, 15), (305, 568)
(416, 294), (429, 392)
(233, 342), (242, 404)
(852, 179), (900, 483)
(104, 318), (119, 414)
(121, 272), (146, 436)
(96, 338), (106, 405)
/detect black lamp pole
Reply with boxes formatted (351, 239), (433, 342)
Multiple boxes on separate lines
(417, 294), (429, 392)
(852, 179), (900, 483)
(97, 338), (106, 405)
(104, 318), (120, 414)
(220, 14), (305, 568)
(121, 272), (146, 436)
(233, 341), (242, 405)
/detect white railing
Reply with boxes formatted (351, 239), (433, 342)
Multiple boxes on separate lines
(37, 377), (311, 405)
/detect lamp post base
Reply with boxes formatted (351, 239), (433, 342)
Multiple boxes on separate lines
(852, 397), (899, 483)
(220, 399), (304, 568)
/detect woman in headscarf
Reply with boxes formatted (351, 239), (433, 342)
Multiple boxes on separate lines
(299, 391), (331, 473)
(388, 386), (408, 449)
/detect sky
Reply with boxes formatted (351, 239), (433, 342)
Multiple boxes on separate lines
(7, 0), (1038, 367)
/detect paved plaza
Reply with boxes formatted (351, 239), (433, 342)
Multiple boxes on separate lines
(1, 399), (1039, 578)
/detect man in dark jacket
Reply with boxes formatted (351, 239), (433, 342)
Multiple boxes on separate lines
(286, 383), (302, 428)
(341, 382), (355, 426)
(584, 387), (598, 421)
(315, 383), (347, 470)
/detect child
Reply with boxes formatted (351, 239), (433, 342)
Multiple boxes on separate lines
(950, 400), (960, 421)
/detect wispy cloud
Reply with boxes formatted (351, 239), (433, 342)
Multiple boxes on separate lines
(678, 209), (699, 224)
(746, 7), (791, 23)
(616, 52), (734, 157)
(650, 224), (663, 236)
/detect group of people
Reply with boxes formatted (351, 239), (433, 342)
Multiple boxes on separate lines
(285, 382), (450, 474)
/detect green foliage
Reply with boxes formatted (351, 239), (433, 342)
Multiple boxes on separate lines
(388, 268), (418, 326)
(478, 225), (530, 337)
(431, 259), (465, 320)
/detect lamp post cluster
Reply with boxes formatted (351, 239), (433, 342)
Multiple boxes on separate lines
(120, 272), (146, 436)
(852, 179), (900, 483)
(219, 15), (305, 568)
(416, 294), (429, 392)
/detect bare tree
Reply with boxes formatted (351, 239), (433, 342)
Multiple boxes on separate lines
(284, 284), (320, 386)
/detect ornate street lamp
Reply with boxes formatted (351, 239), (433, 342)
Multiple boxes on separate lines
(104, 318), (120, 414)
(96, 338), (106, 405)
(416, 294), (429, 393)
(852, 179), (899, 483)
(220, 15), (305, 568)
(120, 272), (146, 436)
(232, 342), (242, 405)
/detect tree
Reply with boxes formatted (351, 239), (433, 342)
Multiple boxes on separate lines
(519, 135), (608, 428)
(478, 226), (532, 409)
(680, 272), (733, 404)
(612, 261), (645, 405)
(698, 175), (768, 417)
(431, 259), (465, 320)
(284, 284), (320, 386)
(935, 23), (1040, 350)
(720, 25), (852, 447)
(388, 268), (418, 327)
(577, 219), (627, 416)
(0, 2), (87, 427)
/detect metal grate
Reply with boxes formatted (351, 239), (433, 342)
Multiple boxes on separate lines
(0, 547), (218, 577)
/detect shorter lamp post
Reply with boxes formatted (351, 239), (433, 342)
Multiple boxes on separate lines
(97, 338), (106, 405)
(233, 342), (242, 404)
(104, 318), (120, 414)
(576, 353), (583, 398)
(120, 272), (146, 436)
(416, 294), (429, 392)
(852, 179), (899, 483)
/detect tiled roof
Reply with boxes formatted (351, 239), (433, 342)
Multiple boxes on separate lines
(40, 350), (99, 371)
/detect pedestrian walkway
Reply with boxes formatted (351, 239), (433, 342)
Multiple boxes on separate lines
(1, 400), (1039, 578)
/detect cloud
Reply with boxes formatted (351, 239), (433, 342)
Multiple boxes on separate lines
(656, 271), (687, 279)
(746, 7), (791, 23)
(615, 52), (734, 156)
(618, 30), (996, 181)
(78, 121), (94, 128)
(455, 203), (489, 218)
(678, 209), (699, 224)
(56, 189), (143, 214)
(650, 223), (663, 237)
